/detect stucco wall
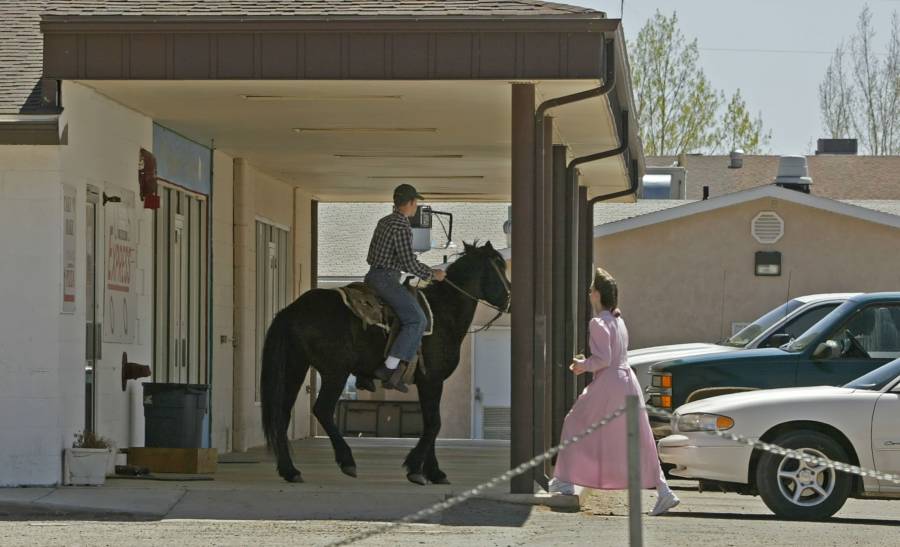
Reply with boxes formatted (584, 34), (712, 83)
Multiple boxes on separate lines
(594, 198), (900, 350)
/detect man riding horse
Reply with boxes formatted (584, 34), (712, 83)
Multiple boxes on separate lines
(365, 184), (446, 393)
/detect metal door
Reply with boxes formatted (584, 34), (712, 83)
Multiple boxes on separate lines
(84, 186), (101, 432)
(472, 328), (511, 440)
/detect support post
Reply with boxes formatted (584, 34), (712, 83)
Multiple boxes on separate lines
(551, 144), (570, 445)
(534, 115), (554, 487)
(510, 83), (536, 494)
(626, 395), (643, 547)
(576, 184), (591, 394)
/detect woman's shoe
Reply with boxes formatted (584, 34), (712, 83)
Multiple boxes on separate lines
(649, 491), (680, 516)
(548, 477), (576, 496)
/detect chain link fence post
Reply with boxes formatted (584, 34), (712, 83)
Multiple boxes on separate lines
(626, 395), (643, 547)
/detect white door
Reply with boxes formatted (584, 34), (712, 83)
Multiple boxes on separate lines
(84, 187), (100, 432)
(172, 215), (188, 384)
(872, 391), (900, 493)
(472, 328), (511, 440)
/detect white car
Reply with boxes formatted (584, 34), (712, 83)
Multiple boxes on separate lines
(658, 358), (900, 520)
(629, 293), (858, 393)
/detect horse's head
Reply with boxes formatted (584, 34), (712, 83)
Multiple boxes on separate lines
(445, 241), (511, 313)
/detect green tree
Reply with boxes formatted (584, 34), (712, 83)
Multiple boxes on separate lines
(630, 11), (721, 155)
(717, 89), (772, 154)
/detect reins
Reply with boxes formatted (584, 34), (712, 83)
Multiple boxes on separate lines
(441, 259), (511, 334)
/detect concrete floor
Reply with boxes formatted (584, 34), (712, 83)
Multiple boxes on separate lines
(0, 437), (513, 521)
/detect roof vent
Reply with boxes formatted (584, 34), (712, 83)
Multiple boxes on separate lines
(752, 211), (785, 244)
(729, 149), (744, 169)
(774, 155), (812, 194)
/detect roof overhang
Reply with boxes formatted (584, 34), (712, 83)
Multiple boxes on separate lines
(40, 15), (642, 201)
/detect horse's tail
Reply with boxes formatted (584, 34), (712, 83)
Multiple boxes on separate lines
(260, 310), (292, 454)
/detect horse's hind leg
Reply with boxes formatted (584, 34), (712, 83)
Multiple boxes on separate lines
(275, 365), (307, 482)
(314, 373), (358, 477)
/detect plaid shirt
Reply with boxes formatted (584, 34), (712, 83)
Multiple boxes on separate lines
(366, 210), (433, 280)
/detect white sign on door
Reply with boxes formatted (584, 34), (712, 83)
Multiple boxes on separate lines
(104, 191), (137, 344)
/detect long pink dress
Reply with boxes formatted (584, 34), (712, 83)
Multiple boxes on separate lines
(553, 310), (665, 490)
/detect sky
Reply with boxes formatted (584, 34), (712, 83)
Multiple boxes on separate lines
(569, 0), (900, 155)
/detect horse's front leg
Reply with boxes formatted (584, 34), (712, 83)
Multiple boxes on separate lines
(404, 380), (443, 485)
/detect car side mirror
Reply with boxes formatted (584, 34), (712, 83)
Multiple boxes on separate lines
(767, 333), (792, 347)
(813, 340), (841, 361)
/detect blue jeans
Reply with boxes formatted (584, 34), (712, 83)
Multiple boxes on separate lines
(365, 267), (427, 362)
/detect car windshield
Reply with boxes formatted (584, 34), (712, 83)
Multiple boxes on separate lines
(722, 300), (804, 348)
(784, 299), (860, 353)
(844, 359), (900, 391)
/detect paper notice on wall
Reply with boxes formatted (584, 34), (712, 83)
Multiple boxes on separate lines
(104, 190), (137, 344)
(61, 184), (77, 314)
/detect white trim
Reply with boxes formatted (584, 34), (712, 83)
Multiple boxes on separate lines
(593, 185), (900, 237)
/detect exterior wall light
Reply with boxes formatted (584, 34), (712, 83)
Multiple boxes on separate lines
(755, 251), (782, 277)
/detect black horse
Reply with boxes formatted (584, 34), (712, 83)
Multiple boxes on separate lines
(260, 241), (511, 484)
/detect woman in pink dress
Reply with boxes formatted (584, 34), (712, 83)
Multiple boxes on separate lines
(549, 268), (680, 516)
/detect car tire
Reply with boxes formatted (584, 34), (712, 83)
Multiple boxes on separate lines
(755, 430), (852, 521)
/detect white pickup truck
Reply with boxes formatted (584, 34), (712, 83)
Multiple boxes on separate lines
(630, 293), (860, 393)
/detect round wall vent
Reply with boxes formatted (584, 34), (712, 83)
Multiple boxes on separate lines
(752, 211), (784, 244)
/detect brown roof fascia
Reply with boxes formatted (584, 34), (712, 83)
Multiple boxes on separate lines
(0, 116), (61, 145)
(40, 15), (618, 34)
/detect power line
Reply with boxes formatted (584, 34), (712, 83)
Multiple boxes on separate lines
(700, 46), (890, 57)
(700, 47), (834, 55)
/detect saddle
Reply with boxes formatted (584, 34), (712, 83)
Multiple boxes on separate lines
(334, 282), (433, 385)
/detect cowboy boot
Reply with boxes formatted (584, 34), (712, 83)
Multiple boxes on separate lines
(376, 362), (409, 393)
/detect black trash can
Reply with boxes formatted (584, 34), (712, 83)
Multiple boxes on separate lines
(143, 383), (208, 448)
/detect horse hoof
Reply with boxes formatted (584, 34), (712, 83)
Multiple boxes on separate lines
(407, 473), (428, 486)
(282, 472), (304, 483)
(430, 477), (451, 485)
(341, 465), (358, 478)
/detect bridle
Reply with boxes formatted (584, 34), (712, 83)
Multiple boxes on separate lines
(443, 258), (511, 334)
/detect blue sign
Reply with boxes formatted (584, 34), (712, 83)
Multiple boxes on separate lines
(153, 124), (211, 196)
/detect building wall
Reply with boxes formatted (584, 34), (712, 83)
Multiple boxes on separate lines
(210, 150), (235, 452)
(594, 198), (900, 349)
(0, 82), (156, 485)
(0, 146), (64, 486)
(58, 82), (155, 456)
(232, 159), (311, 451)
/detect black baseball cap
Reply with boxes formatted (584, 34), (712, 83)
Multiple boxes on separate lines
(393, 184), (424, 204)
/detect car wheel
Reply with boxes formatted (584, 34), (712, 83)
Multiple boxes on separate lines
(755, 430), (852, 520)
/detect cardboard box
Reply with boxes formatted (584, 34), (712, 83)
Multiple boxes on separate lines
(127, 448), (218, 474)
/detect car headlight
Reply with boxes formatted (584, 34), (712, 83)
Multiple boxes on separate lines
(675, 413), (734, 432)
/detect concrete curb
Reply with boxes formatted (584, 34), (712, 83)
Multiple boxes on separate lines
(476, 491), (580, 510)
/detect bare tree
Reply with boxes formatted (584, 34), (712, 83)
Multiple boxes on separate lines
(819, 41), (854, 139)
(823, 6), (900, 155)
